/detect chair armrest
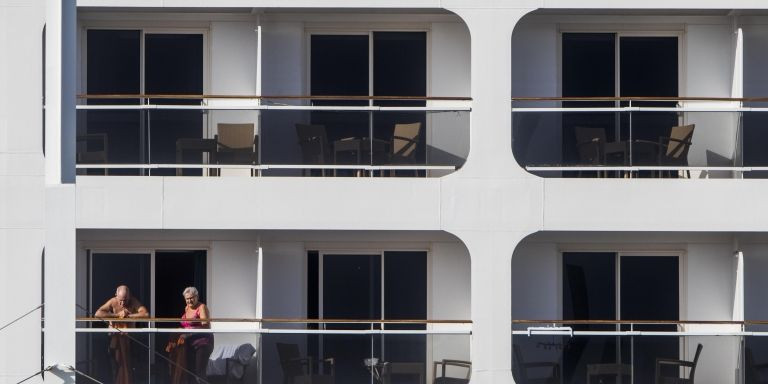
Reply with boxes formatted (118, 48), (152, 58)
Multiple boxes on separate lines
(576, 139), (602, 148)
(662, 137), (693, 146)
(285, 357), (312, 365)
(656, 358), (694, 368)
(633, 139), (663, 147)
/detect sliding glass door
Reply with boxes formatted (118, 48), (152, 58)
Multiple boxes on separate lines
(84, 30), (204, 175)
(562, 252), (679, 384)
(310, 251), (427, 383)
(561, 33), (679, 171)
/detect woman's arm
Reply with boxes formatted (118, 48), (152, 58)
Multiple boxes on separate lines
(199, 304), (211, 328)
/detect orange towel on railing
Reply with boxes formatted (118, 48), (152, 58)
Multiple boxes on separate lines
(166, 335), (188, 384)
(109, 334), (133, 384)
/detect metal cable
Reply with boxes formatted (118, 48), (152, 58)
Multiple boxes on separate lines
(0, 304), (43, 333)
(15, 364), (106, 384)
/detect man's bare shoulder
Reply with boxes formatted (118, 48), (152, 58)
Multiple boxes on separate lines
(103, 297), (118, 307)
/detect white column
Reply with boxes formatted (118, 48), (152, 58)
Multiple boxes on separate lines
(44, 0), (75, 185)
(441, 8), (539, 383)
(44, 0), (77, 382)
(446, 8), (534, 178)
(452, 231), (528, 384)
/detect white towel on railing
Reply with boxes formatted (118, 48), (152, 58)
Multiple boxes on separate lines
(207, 343), (257, 378)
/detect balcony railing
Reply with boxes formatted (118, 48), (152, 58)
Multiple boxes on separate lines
(76, 95), (471, 178)
(513, 319), (767, 384)
(75, 317), (471, 384)
(512, 97), (768, 179)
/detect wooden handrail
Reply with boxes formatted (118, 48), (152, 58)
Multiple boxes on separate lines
(76, 94), (472, 101)
(512, 96), (768, 102)
(513, 319), (745, 325)
(76, 317), (472, 323)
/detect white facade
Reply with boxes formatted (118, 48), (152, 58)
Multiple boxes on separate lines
(4, 1), (768, 384)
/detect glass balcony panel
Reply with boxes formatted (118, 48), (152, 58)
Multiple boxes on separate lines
(512, 103), (744, 178)
(77, 101), (467, 177)
(76, 331), (151, 384)
(370, 110), (469, 177)
(260, 109), (371, 176)
(743, 106), (768, 177)
(513, 333), (740, 384)
(745, 325), (768, 384)
(76, 324), (470, 384)
(76, 109), (144, 176)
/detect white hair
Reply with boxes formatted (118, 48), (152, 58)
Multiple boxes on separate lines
(182, 286), (199, 298)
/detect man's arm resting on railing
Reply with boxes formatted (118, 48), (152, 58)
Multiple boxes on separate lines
(94, 298), (117, 318)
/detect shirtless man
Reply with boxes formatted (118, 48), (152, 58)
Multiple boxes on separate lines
(95, 285), (149, 321)
(95, 285), (149, 384)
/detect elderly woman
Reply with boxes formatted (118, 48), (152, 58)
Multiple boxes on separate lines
(167, 287), (213, 384)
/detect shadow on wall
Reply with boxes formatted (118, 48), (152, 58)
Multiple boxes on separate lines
(700, 150), (735, 179)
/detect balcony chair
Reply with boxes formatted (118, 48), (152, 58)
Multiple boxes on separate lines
(573, 126), (626, 177)
(432, 359), (471, 384)
(654, 343), (703, 384)
(175, 137), (218, 176)
(387, 122), (422, 176)
(296, 123), (332, 176)
(215, 123), (258, 176)
(76, 133), (109, 175)
(658, 124), (695, 178)
(276, 342), (335, 384)
(512, 344), (561, 384)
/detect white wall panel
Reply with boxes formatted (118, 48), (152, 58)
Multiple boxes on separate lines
(431, 241), (471, 320)
(209, 240), (260, 346)
(210, 240), (260, 319)
(511, 21), (561, 168)
(75, 176), (163, 228)
(261, 241), (306, 318)
(428, 22), (471, 171)
(0, 176), (45, 229)
(211, 22), (258, 96)
(511, 241), (559, 320)
(684, 24), (737, 167)
(543, 179), (768, 232)
(684, 244), (739, 384)
(260, 22), (305, 169)
(0, 229), (44, 384)
(685, 243), (733, 321)
(0, 4), (43, 154)
(209, 21), (261, 143)
(162, 178), (441, 230)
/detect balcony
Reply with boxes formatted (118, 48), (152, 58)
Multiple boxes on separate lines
(76, 321), (470, 384)
(512, 97), (754, 178)
(76, 96), (470, 178)
(510, 10), (768, 179)
(511, 231), (768, 384)
(513, 323), (742, 384)
(76, 8), (472, 178)
(74, 229), (471, 384)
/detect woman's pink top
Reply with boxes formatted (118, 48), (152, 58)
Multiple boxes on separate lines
(180, 306), (213, 348)
(181, 306), (206, 329)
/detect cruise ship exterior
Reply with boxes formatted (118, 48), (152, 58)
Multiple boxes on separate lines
(3, 1), (768, 384)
